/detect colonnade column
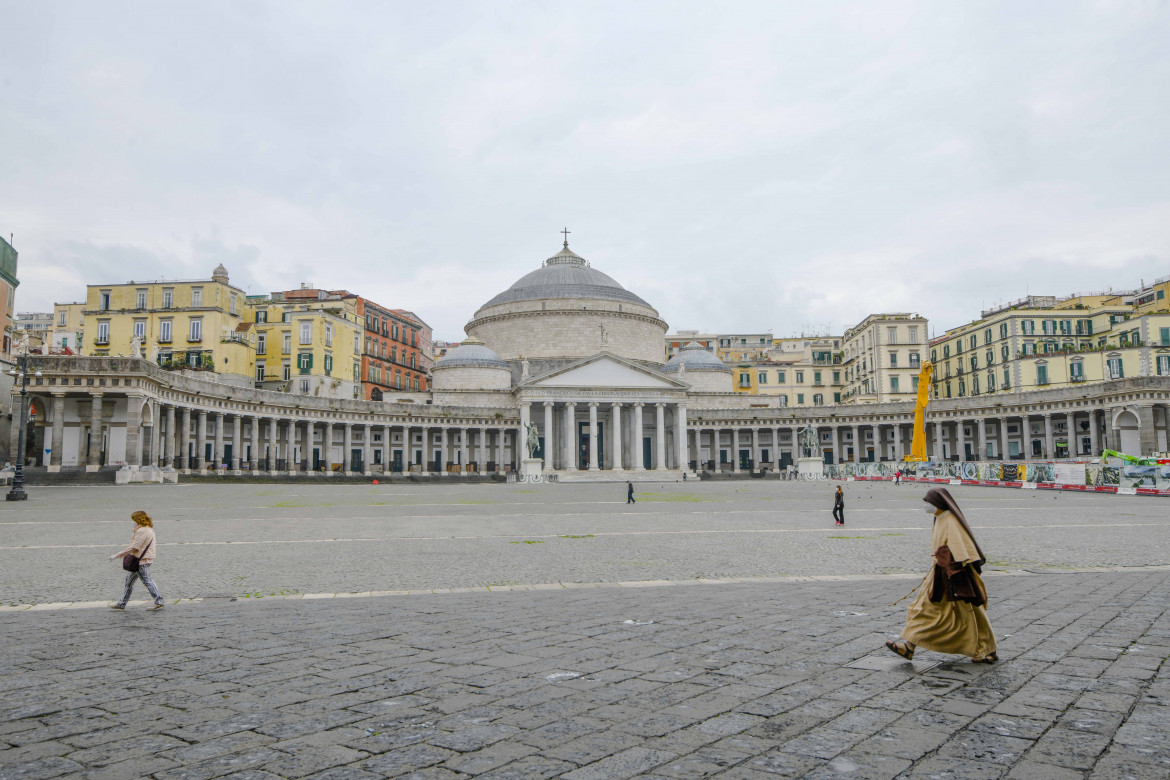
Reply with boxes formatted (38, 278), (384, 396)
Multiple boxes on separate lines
(731, 428), (740, 472)
(1043, 413), (1054, 459)
(893, 424), (903, 462)
(458, 427), (468, 474)
(438, 427), (448, 476)
(164, 406), (176, 468)
(231, 415), (242, 471)
(178, 408), (190, 471)
(954, 420), (965, 462)
(48, 393), (65, 469)
(543, 402), (554, 472)
(586, 403), (598, 470)
(852, 425), (861, 462)
(676, 404), (687, 472)
(341, 422), (351, 475)
(478, 427), (487, 475)
(1065, 412), (1075, 457)
(195, 410), (207, 469)
(124, 397), (142, 467)
(494, 427), (504, 473)
(751, 427), (759, 471)
(790, 426), (799, 464)
(267, 418), (277, 472)
(830, 426), (839, 465)
(565, 402), (577, 471)
(88, 395), (105, 470)
(383, 424), (391, 472)
(611, 403), (624, 471)
(654, 403), (667, 471)
(322, 422), (333, 474)
(363, 424), (373, 475)
(632, 403), (644, 471)
(1089, 410), (1100, 456)
(246, 417), (257, 471)
(976, 418), (986, 461)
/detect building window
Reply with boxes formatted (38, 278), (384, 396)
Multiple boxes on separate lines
(1036, 364), (1048, 385)
(777, 371), (786, 383)
(298, 352), (313, 373)
(256, 362), (266, 382)
(300, 379), (309, 394)
(984, 328), (992, 344)
(191, 287), (202, 307)
(162, 288), (173, 308)
(1003, 368), (1011, 389)
(797, 393), (805, 404)
(57, 310), (67, 327)
(189, 318), (202, 342)
(257, 333), (266, 353)
(229, 295), (237, 315)
(888, 352), (897, 368)
(833, 370), (840, 383)
(887, 327), (897, 344)
(255, 310), (267, 324)
(779, 394), (788, 406)
(972, 376), (980, 394)
(890, 376), (899, 393)
(1071, 361), (1084, 380)
(96, 320), (110, 344)
(282, 361), (291, 381)
(969, 334), (977, 349)
(943, 345), (950, 359)
(99, 290), (111, 310)
(1107, 356), (1123, 379)
(299, 321), (312, 345)
(970, 355), (978, 371)
(354, 332), (360, 353)
(999, 323), (1008, 339)
(758, 372), (767, 384)
(135, 289), (146, 309)
(796, 371), (804, 383)
(1157, 355), (1170, 375)
(907, 327), (918, 344)
(1161, 327), (1170, 346)
(282, 332), (291, 354)
(324, 324), (332, 348)
(930, 349), (937, 362)
(133, 319), (146, 340)
(324, 354), (333, 376)
(814, 371), (822, 385)
(159, 320), (172, 342)
(813, 393), (823, 405)
(987, 372), (995, 391)
(739, 372), (750, 388)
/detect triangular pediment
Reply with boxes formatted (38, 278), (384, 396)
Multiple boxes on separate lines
(525, 353), (684, 389)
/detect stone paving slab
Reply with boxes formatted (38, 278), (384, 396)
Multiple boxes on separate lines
(1, 570), (1167, 778)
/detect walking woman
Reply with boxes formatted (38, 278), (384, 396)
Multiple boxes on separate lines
(832, 486), (844, 525)
(885, 488), (996, 663)
(109, 510), (165, 610)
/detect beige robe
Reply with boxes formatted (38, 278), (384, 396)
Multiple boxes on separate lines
(902, 510), (996, 658)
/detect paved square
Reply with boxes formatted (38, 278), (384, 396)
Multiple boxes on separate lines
(1, 481), (1168, 778)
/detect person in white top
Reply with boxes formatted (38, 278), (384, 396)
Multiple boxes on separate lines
(109, 510), (165, 610)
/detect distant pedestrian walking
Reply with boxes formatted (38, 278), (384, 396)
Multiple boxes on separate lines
(109, 510), (164, 610)
(894, 470), (902, 485)
(832, 486), (844, 525)
(627, 481), (635, 504)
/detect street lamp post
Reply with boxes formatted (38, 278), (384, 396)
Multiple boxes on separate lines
(7, 351), (41, 501)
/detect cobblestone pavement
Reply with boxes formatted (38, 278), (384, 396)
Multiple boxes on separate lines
(1, 570), (1168, 779)
(2, 481), (1169, 605)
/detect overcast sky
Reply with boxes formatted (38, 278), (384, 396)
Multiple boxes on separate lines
(3, 1), (1168, 342)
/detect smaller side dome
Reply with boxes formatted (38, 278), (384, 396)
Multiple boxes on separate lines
(662, 342), (731, 373)
(212, 263), (229, 283)
(433, 337), (509, 369)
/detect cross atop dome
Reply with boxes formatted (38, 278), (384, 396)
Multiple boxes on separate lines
(561, 226), (571, 248)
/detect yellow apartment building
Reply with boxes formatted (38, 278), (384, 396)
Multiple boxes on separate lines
(51, 302), (86, 353)
(931, 279), (1170, 401)
(733, 336), (845, 406)
(247, 289), (363, 400)
(840, 313), (930, 404)
(82, 264), (254, 386)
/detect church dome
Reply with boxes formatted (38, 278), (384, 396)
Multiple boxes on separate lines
(480, 244), (652, 308)
(433, 338), (509, 369)
(663, 342), (731, 373)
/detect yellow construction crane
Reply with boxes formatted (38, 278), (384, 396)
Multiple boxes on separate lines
(904, 360), (934, 462)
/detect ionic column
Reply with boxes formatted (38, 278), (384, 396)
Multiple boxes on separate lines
(165, 405), (176, 468)
(459, 427), (468, 475)
(565, 402), (578, 471)
(124, 397), (142, 467)
(150, 403), (161, 467)
(495, 427), (504, 473)
(194, 410), (207, 469)
(731, 427), (740, 472)
(267, 418), (277, 473)
(1065, 412), (1074, 457)
(543, 402), (554, 471)
(231, 414), (242, 471)
(1043, 413), (1054, 459)
(611, 402), (624, 471)
(88, 394), (105, 469)
(324, 422), (335, 474)
(588, 402), (599, 470)
(342, 422), (353, 475)
(636, 406), (645, 472)
(932, 420), (942, 462)
(48, 393), (65, 469)
(655, 403), (667, 471)
(179, 407), (191, 471)
(249, 416), (259, 471)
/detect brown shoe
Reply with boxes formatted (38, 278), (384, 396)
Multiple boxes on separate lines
(148, 603), (165, 611)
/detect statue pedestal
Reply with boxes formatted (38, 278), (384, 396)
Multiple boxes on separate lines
(520, 458), (543, 478)
(797, 457), (825, 478)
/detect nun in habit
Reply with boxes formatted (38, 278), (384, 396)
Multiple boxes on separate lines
(885, 488), (998, 663)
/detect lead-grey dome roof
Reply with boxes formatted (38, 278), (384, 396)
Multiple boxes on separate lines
(480, 244), (653, 309)
(663, 342), (731, 373)
(433, 338), (509, 370)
